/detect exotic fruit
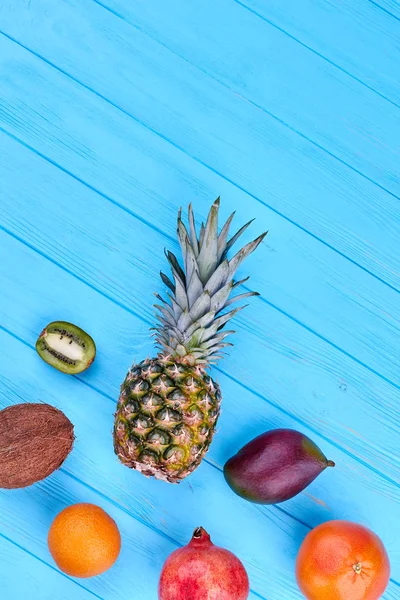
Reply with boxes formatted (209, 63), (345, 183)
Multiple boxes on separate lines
(114, 199), (266, 482)
(296, 520), (390, 600)
(224, 428), (334, 504)
(0, 403), (74, 489)
(158, 527), (249, 600)
(36, 321), (96, 375)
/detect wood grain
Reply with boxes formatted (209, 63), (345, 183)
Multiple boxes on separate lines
(1, 221), (399, 576)
(370, 0), (400, 19)
(0, 40), (400, 389)
(0, 2), (400, 290)
(1, 133), (400, 481)
(0, 535), (101, 600)
(0, 227), (399, 509)
(230, 0), (400, 105)
(0, 0), (399, 597)
(0, 325), (398, 599)
(90, 0), (400, 187)
(0, 328), (305, 600)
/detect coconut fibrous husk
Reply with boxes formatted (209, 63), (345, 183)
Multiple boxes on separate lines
(0, 402), (75, 489)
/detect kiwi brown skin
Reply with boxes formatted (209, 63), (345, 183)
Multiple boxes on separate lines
(36, 320), (96, 375)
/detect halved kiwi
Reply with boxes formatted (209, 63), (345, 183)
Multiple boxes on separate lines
(36, 321), (96, 374)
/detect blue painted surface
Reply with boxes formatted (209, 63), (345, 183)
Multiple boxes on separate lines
(0, 0), (399, 598)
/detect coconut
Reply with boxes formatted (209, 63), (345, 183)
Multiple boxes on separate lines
(0, 403), (74, 489)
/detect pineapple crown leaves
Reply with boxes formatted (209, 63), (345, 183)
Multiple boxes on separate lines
(154, 198), (267, 365)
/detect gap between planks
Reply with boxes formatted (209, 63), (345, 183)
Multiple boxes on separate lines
(0, 411), (269, 600)
(99, 0), (400, 111)
(366, 0), (400, 21)
(1, 3), (399, 595)
(1, 190), (400, 483)
(1, 324), (399, 594)
(229, 0), (400, 109)
(1, 123), (400, 395)
(89, 0), (400, 164)
(2, 263), (400, 495)
(0, 30), (400, 299)
(0, 532), (104, 600)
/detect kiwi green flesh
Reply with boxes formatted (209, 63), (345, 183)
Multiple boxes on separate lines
(36, 321), (96, 374)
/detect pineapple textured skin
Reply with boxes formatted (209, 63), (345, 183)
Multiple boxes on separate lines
(113, 199), (266, 482)
(114, 356), (221, 483)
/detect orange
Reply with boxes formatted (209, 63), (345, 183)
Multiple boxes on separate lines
(296, 520), (390, 600)
(48, 503), (121, 578)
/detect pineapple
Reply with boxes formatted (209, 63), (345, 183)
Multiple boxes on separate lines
(113, 199), (266, 483)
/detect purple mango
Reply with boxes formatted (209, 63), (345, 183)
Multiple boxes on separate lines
(223, 429), (335, 504)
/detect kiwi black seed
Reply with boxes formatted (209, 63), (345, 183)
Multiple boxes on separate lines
(36, 321), (96, 374)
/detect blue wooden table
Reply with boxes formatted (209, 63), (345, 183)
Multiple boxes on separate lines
(0, 1), (399, 598)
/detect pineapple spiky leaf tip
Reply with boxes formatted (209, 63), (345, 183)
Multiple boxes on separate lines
(154, 198), (267, 366)
(114, 199), (267, 483)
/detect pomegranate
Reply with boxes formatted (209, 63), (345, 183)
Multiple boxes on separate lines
(158, 527), (249, 600)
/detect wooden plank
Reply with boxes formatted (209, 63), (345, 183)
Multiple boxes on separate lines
(371, 0), (400, 19)
(0, 228), (399, 578)
(0, 331), (303, 600)
(0, 326), (399, 599)
(1, 122), (400, 482)
(0, 467), (190, 600)
(0, 41), (400, 393)
(0, 2), (400, 291)
(0, 60), (399, 406)
(53, 0), (400, 195)
(227, 0), (400, 106)
(108, 0), (394, 192)
(1, 3), (399, 596)
(0, 535), (100, 600)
